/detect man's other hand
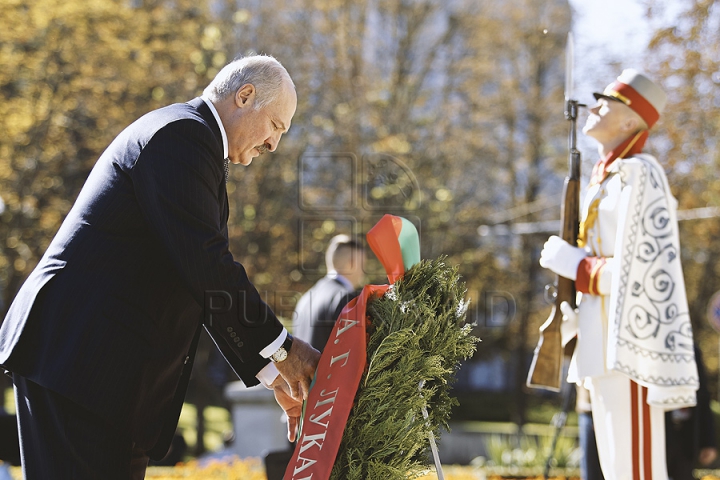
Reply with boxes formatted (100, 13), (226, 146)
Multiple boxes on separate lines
(270, 376), (303, 442)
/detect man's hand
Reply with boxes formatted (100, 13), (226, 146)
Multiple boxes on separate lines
(274, 337), (320, 401)
(271, 376), (303, 442)
(539, 235), (587, 280)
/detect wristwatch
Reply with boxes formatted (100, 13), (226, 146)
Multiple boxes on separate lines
(270, 334), (293, 363)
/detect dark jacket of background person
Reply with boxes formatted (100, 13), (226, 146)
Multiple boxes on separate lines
(666, 344), (718, 480)
(292, 276), (357, 351)
(0, 98), (283, 458)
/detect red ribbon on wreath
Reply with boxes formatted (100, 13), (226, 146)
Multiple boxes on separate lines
(284, 215), (419, 480)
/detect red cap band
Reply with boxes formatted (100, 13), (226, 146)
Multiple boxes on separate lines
(605, 81), (660, 128)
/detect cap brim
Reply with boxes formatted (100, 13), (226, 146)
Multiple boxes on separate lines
(593, 93), (624, 103)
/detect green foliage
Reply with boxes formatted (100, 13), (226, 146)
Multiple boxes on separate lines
(483, 433), (579, 469)
(329, 257), (479, 480)
(177, 404), (232, 456)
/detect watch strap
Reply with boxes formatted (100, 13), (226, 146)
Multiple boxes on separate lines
(282, 333), (293, 354)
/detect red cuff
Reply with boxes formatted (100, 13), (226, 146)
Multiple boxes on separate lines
(576, 257), (607, 294)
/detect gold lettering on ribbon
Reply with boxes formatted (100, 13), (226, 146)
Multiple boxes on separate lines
(292, 388), (339, 478)
(293, 456), (317, 475)
(329, 351), (350, 368)
(335, 317), (358, 336)
(315, 388), (339, 408)
(309, 407), (333, 428)
(299, 432), (327, 454)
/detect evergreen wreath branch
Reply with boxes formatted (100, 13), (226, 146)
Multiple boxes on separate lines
(330, 257), (480, 480)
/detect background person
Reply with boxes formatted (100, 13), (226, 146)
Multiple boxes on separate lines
(292, 234), (365, 351)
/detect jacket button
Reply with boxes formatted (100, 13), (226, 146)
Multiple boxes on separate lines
(237, 341), (243, 347)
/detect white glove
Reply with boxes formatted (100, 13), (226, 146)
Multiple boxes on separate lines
(539, 235), (587, 281)
(559, 301), (579, 347)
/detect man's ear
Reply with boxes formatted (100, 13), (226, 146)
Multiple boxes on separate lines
(621, 114), (641, 135)
(235, 84), (255, 108)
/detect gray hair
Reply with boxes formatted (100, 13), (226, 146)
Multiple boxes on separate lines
(203, 54), (294, 110)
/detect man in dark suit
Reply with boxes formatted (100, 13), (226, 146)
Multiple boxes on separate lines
(292, 235), (365, 351)
(0, 54), (319, 479)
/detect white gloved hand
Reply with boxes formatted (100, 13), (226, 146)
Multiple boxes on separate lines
(559, 301), (579, 347)
(539, 235), (587, 280)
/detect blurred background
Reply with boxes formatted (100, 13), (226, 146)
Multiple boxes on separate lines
(1, 0), (719, 468)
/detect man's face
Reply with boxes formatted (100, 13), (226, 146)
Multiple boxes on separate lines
(346, 251), (366, 289)
(582, 97), (634, 145)
(226, 80), (297, 166)
(334, 247), (366, 289)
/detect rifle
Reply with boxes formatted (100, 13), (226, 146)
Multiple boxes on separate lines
(526, 33), (583, 391)
(543, 380), (574, 480)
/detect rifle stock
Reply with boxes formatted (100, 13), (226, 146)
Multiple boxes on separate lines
(527, 98), (581, 391)
(527, 304), (564, 391)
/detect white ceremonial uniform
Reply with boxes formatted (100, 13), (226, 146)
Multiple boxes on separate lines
(568, 153), (698, 480)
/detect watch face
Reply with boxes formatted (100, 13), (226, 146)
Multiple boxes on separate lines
(273, 347), (288, 362)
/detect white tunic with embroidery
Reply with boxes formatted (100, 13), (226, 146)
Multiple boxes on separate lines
(568, 153), (698, 410)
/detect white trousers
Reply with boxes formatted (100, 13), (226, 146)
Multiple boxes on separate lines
(587, 372), (668, 480)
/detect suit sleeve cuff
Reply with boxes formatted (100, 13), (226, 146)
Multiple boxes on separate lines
(256, 362), (280, 388)
(259, 329), (287, 358)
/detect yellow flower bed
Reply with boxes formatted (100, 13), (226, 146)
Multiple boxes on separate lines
(6, 460), (720, 480)
(145, 458), (267, 479)
(144, 460), (487, 480)
(2, 459), (535, 479)
(6, 459), (268, 480)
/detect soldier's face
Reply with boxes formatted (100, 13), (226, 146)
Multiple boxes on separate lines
(583, 98), (627, 142)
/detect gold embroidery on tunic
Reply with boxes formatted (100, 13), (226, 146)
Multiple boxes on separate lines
(578, 198), (601, 249)
(589, 258), (606, 295)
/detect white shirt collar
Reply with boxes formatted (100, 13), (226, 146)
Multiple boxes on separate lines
(327, 271), (354, 291)
(200, 95), (229, 160)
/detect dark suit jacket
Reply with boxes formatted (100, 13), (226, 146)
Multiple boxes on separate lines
(0, 98), (283, 458)
(292, 276), (356, 351)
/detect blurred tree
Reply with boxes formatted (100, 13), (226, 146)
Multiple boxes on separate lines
(451, 0), (570, 425)
(219, 0), (571, 425)
(0, 0), (234, 455)
(0, 0), (229, 306)
(645, 0), (720, 398)
(1, 0), (576, 430)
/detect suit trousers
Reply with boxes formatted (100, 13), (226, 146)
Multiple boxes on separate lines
(13, 374), (149, 480)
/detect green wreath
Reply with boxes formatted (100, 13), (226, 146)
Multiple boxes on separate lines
(330, 257), (479, 480)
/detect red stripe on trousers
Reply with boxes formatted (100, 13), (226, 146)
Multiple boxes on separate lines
(642, 386), (652, 480)
(631, 380), (640, 480)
